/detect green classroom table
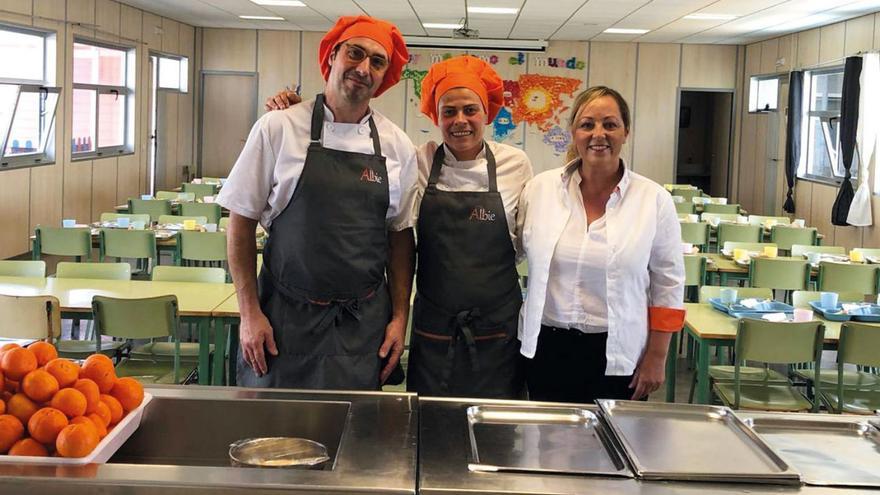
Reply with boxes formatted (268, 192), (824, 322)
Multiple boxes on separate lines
(0, 276), (236, 385)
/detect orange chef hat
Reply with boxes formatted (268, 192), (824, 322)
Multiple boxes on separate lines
(419, 55), (504, 125)
(319, 15), (409, 97)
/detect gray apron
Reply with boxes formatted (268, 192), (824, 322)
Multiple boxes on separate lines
(407, 144), (524, 398)
(238, 94), (391, 390)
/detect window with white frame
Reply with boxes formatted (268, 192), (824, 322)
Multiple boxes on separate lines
(748, 75), (779, 112)
(0, 25), (59, 170)
(797, 67), (853, 182)
(154, 53), (188, 92)
(72, 39), (135, 158)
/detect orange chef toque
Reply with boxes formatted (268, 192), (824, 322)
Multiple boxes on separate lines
(318, 15), (408, 97)
(419, 55), (504, 125)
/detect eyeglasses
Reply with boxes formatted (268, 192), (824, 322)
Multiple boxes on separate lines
(339, 43), (389, 72)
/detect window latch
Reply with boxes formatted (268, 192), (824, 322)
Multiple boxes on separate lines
(111, 89), (119, 100)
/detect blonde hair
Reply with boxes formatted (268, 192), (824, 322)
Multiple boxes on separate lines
(565, 86), (631, 162)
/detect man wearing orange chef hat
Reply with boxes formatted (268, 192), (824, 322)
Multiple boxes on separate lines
(267, 55), (532, 398)
(217, 16), (419, 390)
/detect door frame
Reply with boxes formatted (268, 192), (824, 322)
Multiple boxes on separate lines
(197, 70), (259, 178)
(674, 87), (736, 197)
(149, 50), (189, 194)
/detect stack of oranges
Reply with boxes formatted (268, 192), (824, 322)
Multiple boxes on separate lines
(0, 342), (144, 458)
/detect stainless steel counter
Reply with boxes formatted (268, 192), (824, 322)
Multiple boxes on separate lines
(0, 385), (418, 494)
(418, 397), (878, 494)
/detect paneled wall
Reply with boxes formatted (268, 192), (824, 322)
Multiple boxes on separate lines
(199, 28), (739, 184)
(735, 12), (880, 250)
(0, 0), (196, 259)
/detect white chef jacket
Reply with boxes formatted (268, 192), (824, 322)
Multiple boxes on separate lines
(516, 159), (685, 375)
(393, 140), (533, 246)
(217, 98), (418, 231)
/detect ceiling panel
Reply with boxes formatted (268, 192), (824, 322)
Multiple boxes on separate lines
(357, 0), (426, 35)
(113, 0), (880, 45)
(612, 0), (713, 30)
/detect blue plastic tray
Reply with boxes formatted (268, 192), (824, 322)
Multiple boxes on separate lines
(709, 298), (794, 315)
(808, 301), (851, 322)
(848, 304), (880, 323)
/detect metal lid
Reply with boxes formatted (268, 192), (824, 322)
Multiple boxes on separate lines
(229, 437), (330, 468)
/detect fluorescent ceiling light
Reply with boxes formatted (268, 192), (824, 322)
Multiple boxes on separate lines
(405, 36), (547, 52)
(423, 23), (464, 29)
(603, 28), (649, 34)
(250, 0), (305, 5)
(240, 15), (285, 20)
(683, 13), (738, 20)
(467, 6), (519, 14)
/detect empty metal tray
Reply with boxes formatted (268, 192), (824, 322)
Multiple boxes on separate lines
(597, 400), (800, 484)
(466, 405), (631, 477)
(744, 415), (880, 488)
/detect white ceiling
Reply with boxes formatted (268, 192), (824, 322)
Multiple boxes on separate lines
(116, 0), (880, 44)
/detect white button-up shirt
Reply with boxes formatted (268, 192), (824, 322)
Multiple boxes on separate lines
(516, 160), (685, 375)
(394, 140), (533, 242)
(541, 167), (611, 331)
(217, 98), (418, 231)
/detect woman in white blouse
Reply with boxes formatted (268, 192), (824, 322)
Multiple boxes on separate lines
(516, 86), (685, 403)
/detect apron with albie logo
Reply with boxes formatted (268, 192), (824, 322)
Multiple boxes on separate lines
(238, 94), (391, 390)
(407, 143), (524, 398)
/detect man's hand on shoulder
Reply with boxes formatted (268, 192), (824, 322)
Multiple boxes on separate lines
(265, 89), (301, 111)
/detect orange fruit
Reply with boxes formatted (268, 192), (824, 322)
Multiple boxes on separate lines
(21, 369), (60, 403)
(73, 379), (100, 414)
(110, 377), (144, 412)
(50, 388), (88, 418)
(55, 423), (99, 458)
(99, 395), (123, 425)
(27, 342), (58, 367)
(8, 437), (49, 456)
(81, 356), (117, 394)
(28, 407), (68, 444)
(0, 368), (5, 392)
(0, 414), (24, 453)
(44, 358), (80, 389)
(73, 415), (106, 439)
(6, 393), (39, 424)
(0, 343), (21, 361)
(1, 347), (38, 381)
(85, 414), (108, 438)
(92, 400), (111, 428)
(85, 354), (113, 366)
(0, 400), (5, 415)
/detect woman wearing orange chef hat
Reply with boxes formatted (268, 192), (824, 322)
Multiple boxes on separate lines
(404, 56), (533, 398)
(266, 55), (532, 398)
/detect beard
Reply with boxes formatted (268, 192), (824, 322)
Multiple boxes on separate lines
(339, 69), (375, 103)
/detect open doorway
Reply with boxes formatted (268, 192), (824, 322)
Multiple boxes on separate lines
(676, 90), (734, 197)
(149, 51), (189, 194)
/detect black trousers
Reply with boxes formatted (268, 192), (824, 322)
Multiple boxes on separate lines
(525, 326), (636, 404)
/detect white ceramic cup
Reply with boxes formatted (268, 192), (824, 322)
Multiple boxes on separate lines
(205, 223), (218, 233)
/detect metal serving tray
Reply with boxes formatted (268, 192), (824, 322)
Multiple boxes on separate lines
(466, 405), (632, 477)
(597, 400), (800, 484)
(743, 415), (880, 488)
